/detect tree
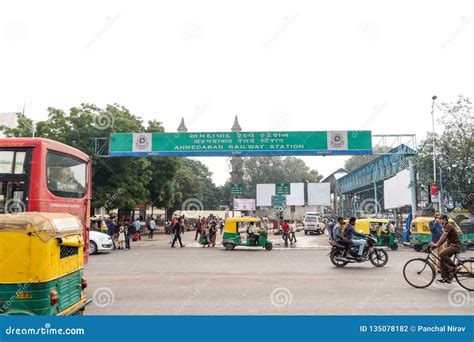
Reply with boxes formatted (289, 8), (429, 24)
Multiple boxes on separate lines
(0, 113), (34, 137)
(414, 95), (474, 210)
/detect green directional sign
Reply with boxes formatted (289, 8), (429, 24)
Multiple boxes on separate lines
(271, 195), (286, 209)
(275, 182), (291, 195)
(230, 183), (244, 195)
(109, 131), (372, 157)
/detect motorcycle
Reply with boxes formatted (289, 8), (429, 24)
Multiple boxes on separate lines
(329, 234), (389, 267)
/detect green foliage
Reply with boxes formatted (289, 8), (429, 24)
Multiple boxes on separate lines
(414, 95), (474, 210)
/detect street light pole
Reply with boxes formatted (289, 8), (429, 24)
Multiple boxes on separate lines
(431, 95), (437, 183)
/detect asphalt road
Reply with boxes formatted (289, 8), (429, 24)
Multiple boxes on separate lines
(84, 232), (474, 315)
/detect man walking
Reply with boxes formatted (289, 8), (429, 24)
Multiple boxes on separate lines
(282, 220), (290, 247)
(124, 219), (132, 250)
(171, 218), (185, 248)
(148, 216), (156, 239)
(194, 217), (202, 240)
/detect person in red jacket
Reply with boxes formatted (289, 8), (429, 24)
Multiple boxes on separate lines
(282, 221), (290, 247)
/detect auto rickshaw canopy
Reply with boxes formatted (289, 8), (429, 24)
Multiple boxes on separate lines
(223, 217), (261, 234)
(460, 218), (474, 234)
(0, 212), (84, 283)
(410, 216), (462, 234)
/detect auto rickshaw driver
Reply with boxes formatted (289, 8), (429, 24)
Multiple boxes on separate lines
(248, 222), (263, 246)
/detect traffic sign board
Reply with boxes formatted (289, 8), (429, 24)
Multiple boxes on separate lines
(271, 195), (286, 209)
(109, 131), (373, 157)
(275, 183), (291, 195)
(230, 183), (244, 195)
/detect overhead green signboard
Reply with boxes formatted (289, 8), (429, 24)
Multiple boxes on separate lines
(109, 131), (372, 157)
(275, 182), (291, 195)
(271, 195), (286, 209)
(230, 183), (244, 195)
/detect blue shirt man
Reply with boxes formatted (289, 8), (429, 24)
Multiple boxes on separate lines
(429, 214), (443, 243)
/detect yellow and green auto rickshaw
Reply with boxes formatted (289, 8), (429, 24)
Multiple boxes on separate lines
(410, 216), (463, 251)
(222, 217), (273, 251)
(344, 218), (398, 250)
(0, 212), (89, 315)
(460, 218), (474, 251)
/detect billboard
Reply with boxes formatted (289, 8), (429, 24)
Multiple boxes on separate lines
(256, 184), (275, 207)
(234, 198), (256, 211)
(384, 169), (411, 209)
(307, 183), (331, 206)
(285, 183), (304, 206)
(257, 183), (304, 207)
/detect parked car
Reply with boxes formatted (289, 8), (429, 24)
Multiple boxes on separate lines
(89, 230), (114, 255)
(303, 212), (325, 235)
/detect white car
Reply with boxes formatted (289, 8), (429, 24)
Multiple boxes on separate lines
(303, 213), (325, 235)
(89, 230), (114, 255)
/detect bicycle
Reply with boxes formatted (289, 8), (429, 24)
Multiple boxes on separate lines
(403, 246), (474, 291)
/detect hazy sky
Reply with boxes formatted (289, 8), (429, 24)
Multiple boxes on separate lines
(1, 0), (473, 185)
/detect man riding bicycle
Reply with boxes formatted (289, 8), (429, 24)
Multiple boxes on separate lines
(429, 214), (462, 283)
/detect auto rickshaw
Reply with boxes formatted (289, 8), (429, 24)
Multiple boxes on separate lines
(460, 218), (474, 251)
(0, 212), (89, 315)
(344, 218), (398, 250)
(222, 217), (273, 251)
(410, 216), (462, 251)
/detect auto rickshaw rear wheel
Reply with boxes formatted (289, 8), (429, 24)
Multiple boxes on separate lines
(265, 242), (273, 251)
(224, 243), (235, 250)
(389, 243), (399, 251)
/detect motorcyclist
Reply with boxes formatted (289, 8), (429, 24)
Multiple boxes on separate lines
(332, 217), (352, 258)
(343, 217), (366, 261)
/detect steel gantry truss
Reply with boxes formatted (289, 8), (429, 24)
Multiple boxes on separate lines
(336, 143), (416, 194)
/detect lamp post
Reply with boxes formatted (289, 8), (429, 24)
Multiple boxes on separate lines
(431, 95), (437, 182)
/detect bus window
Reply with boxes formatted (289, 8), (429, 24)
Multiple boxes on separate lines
(0, 151), (27, 174)
(14, 152), (26, 174)
(46, 152), (87, 198)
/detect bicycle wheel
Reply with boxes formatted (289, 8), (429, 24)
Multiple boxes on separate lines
(455, 259), (474, 291)
(403, 258), (435, 288)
